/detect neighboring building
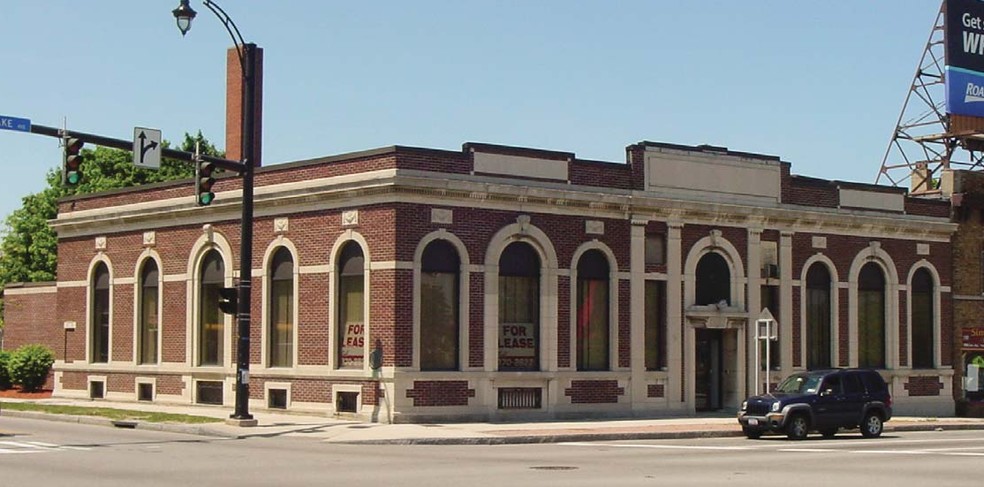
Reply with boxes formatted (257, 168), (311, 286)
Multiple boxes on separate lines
(1, 140), (957, 421)
(946, 170), (984, 416)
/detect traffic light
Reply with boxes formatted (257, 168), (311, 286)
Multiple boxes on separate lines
(195, 160), (216, 206)
(218, 286), (238, 315)
(62, 137), (84, 186)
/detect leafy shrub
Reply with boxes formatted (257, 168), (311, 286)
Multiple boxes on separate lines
(0, 350), (12, 389)
(8, 344), (55, 392)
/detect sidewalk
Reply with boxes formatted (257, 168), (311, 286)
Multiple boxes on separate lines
(3, 396), (984, 445)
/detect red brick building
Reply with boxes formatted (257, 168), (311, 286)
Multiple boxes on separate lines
(1, 140), (957, 421)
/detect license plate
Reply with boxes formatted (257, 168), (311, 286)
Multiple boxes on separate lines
(748, 418), (759, 426)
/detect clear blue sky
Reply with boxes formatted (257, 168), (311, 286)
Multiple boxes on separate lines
(0, 1), (943, 222)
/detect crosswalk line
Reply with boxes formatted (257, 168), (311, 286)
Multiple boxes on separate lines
(0, 440), (91, 454)
(0, 448), (46, 454)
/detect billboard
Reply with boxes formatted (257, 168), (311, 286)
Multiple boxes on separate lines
(946, 0), (984, 116)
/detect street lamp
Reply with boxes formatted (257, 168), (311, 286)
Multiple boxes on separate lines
(172, 0), (259, 423)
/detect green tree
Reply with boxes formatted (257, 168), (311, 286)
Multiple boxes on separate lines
(0, 132), (223, 316)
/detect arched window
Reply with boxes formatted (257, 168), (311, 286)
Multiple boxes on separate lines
(696, 252), (730, 306)
(806, 263), (832, 369)
(911, 268), (935, 369)
(420, 240), (460, 371)
(577, 250), (609, 371)
(337, 243), (365, 369)
(268, 248), (294, 368)
(858, 263), (886, 369)
(138, 260), (159, 365)
(91, 262), (110, 363)
(498, 242), (540, 371)
(199, 250), (225, 366)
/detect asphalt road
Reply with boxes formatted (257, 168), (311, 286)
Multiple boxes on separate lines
(2, 416), (983, 486)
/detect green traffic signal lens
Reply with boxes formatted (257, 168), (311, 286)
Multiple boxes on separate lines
(199, 192), (214, 205)
(66, 172), (81, 185)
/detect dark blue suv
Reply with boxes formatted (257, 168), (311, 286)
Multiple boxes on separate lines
(737, 369), (892, 440)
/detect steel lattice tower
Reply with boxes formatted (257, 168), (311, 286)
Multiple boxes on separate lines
(878, 2), (984, 195)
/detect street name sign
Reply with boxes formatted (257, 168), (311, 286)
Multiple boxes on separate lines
(133, 127), (161, 170)
(0, 115), (31, 132)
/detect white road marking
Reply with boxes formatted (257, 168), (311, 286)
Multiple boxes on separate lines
(816, 437), (984, 447)
(0, 441), (54, 450)
(0, 440), (91, 454)
(852, 450), (928, 455)
(0, 448), (46, 454)
(23, 441), (59, 448)
(561, 442), (752, 451)
(561, 438), (984, 458)
(912, 445), (984, 453)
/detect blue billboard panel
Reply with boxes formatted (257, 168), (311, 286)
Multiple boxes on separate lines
(946, 66), (984, 117)
(946, 0), (984, 72)
(945, 0), (984, 114)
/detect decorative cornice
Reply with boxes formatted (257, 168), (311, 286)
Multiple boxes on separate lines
(51, 168), (957, 242)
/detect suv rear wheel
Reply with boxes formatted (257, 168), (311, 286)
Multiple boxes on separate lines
(861, 411), (883, 438)
(785, 414), (809, 440)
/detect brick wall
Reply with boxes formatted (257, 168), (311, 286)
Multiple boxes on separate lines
(565, 379), (624, 404)
(905, 376), (944, 397)
(2, 284), (59, 353)
(406, 380), (474, 407)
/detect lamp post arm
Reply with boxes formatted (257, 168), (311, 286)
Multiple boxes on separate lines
(202, 0), (246, 69)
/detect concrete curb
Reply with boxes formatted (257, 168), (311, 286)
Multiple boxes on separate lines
(338, 429), (745, 446)
(335, 422), (984, 445)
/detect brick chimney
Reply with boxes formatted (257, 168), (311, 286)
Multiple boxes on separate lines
(226, 46), (263, 167)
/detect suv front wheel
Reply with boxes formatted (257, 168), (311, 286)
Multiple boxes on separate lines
(861, 411), (884, 438)
(785, 414), (809, 440)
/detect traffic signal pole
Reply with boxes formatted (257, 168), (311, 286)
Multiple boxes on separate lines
(232, 42), (258, 422)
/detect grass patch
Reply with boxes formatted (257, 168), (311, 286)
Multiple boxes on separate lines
(0, 401), (221, 424)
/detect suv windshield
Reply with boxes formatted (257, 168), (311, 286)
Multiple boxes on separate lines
(775, 374), (822, 394)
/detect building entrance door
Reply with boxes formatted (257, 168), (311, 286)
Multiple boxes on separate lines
(695, 328), (723, 411)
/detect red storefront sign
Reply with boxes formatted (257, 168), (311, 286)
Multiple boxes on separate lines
(962, 327), (984, 351)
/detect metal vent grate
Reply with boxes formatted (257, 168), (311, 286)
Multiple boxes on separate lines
(498, 387), (542, 409)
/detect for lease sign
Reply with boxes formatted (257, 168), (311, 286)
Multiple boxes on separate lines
(499, 323), (537, 368)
